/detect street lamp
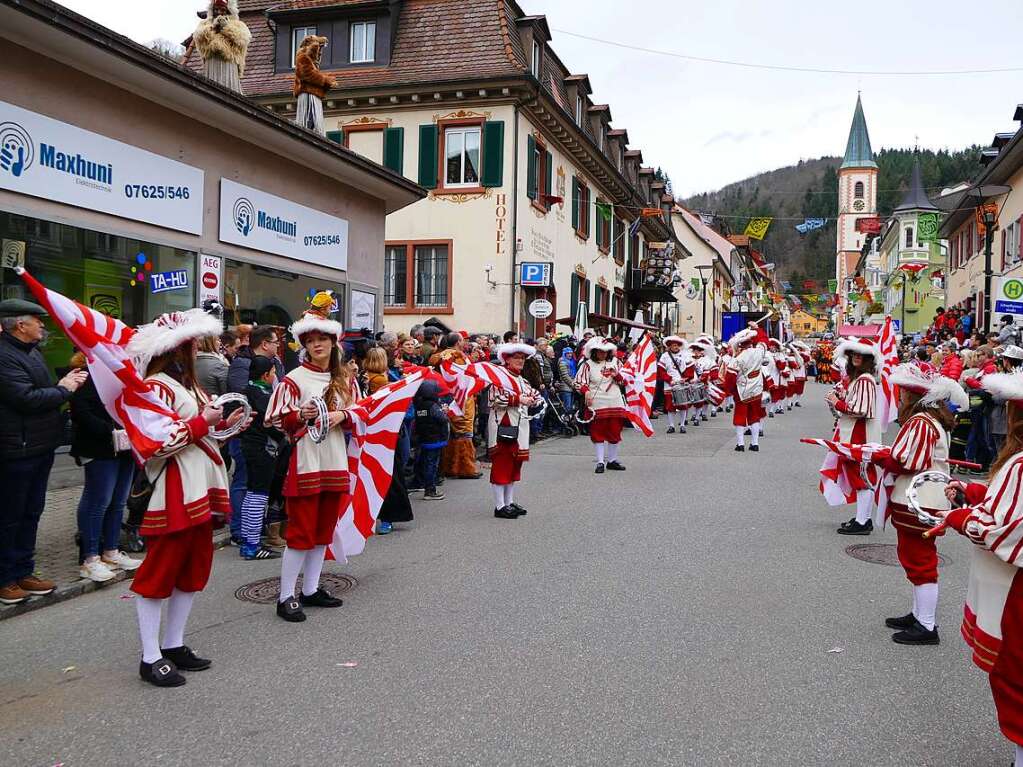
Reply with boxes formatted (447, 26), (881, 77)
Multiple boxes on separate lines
(694, 264), (712, 333)
(968, 184), (1012, 334)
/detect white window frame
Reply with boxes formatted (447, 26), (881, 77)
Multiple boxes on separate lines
(531, 40), (541, 77)
(350, 20), (376, 64)
(292, 26), (317, 67)
(1007, 220), (1021, 269)
(443, 126), (481, 189)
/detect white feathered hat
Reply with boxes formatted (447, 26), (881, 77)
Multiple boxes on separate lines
(663, 335), (686, 346)
(127, 308), (222, 366)
(982, 370), (1023, 404)
(790, 340), (810, 352)
(497, 342), (535, 362)
(583, 336), (617, 358)
(290, 291), (343, 341)
(834, 338), (880, 367)
(889, 363), (969, 412)
(729, 327), (758, 350)
(689, 340), (712, 354)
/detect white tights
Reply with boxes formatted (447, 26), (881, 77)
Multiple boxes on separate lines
(1014, 744), (1023, 767)
(913, 583), (939, 631)
(135, 588), (197, 663)
(749, 422), (761, 447)
(278, 545), (328, 602)
(607, 443), (619, 463)
(855, 489), (873, 524)
(595, 442), (606, 465)
(491, 483), (516, 508)
(666, 411), (677, 428)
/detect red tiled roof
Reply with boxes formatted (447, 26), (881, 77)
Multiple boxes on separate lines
(208, 0), (528, 98)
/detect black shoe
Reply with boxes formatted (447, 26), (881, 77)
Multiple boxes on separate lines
(276, 597), (307, 622)
(508, 502), (527, 516)
(701, 415), (708, 421)
(494, 506), (518, 519)
(595, 463), (605, 474)
(299, 588), (344, 608)
(892, 622), (940, 646)
(837, 520), (873, 536)
(885, 613), (917, 630)
(768, 412), (774, 418)
(139, 657), (186, 687)
(744, 429), (752, 436)
(794, 402), (802, 408)
(691, 420), (700, 427)
(711, 411), (717, 417)
(735, 445), (745, 452)
(161, 645), (211, 671)
(123, 526), (145, 554)
(749, 445), (759, 452)
(244, 546), (282, 561)
(228, 535), (244, 547)
(667, 426), (675, 434)
(679, 426), (687, 434)
(606, 461), (626, 471)
(839, 517), (858, 530)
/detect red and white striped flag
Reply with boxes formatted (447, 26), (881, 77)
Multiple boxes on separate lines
(877, 316), (900, 429)
(801, 437), (889, 506)
(330, 371), (424, 561)
(17, 269), (178, 460)
(621, 332), (656, 437)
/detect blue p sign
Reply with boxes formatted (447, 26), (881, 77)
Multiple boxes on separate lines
(520, 262), (551, 287)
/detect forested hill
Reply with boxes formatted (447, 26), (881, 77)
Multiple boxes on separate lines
(682, 147), (986, 286)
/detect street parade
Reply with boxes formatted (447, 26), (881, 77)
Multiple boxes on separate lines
(1, 1), (1023, 765)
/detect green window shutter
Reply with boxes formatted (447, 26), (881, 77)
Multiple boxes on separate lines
(570, 274), (580, 321)
(383, 127), (404, 174)
(326, 129), (344, 145)
(545, 151), (553, 210)
(481, 120), (505, 187)
(571, 177), (579, 231)
(526, 134), (537, 200)
(418, 124), (439, 189)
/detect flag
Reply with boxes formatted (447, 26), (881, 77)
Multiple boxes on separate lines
(744, 217), (772, 240)
(877, 316), (900, 429)
(803, 279), (816, 290)
(330, 372), (424, 561)
(596, 202), (613, 223)
(628, 217), (642, 238)
(621, 332), (656, 437)
(828, 279), (838, 293)
(641, 207), (664, 218)
(801, 438), (889, 507)
(917, 212), (940, 243)
(16, 268), (178, 461)
(781, 280), (792, 291)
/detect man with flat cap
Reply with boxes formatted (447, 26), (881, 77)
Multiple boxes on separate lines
(0, 299), (88, 604)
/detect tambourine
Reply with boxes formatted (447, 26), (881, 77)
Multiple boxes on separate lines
(209, 393), (252, 440)
(520, 397), (547, 422)
(575, 406), (595, 425)
(907, 470), (951, 532)
(305, 396), (330, 444)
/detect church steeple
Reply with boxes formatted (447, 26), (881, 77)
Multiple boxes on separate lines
(841, 94), (877, 170)
(894, 157), (937, 212)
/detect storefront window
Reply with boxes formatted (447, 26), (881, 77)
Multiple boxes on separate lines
(0, 212), (196, 377)
(223, 258), (345, 334)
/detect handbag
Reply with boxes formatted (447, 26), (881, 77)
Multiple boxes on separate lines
(125, 462), (168, 523)
(496, 423), (520, 442)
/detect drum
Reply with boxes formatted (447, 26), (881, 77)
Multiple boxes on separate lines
(671, 385), (690, 407)
(694, 383), (708, 402)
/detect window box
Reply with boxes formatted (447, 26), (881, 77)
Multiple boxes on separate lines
(383, 240), (453, 314)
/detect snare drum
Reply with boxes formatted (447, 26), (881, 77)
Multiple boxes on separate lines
(671, 385), (690, 407)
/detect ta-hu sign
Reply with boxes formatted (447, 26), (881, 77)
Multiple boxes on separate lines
(0, 100), (204, 234)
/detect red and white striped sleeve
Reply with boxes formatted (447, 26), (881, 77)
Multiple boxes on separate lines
(950, 456), (1023, 566)
(147, 379), (210, 460)
(888, 415), (939, 473)
(843, 375), (876, 418)
(266, 375), (303, 434)
(574, 361), (590, 394)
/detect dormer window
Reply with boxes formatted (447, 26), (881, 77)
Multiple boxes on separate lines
(531, 40), (542, 77)
(575, 95), (583, 125)
(597, 130), (603, 153)
(350, 21), (376, 64)
(292, 26), (317, 66)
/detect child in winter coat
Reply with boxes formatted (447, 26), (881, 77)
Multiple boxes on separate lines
(238, 356), (285, 560)
(411, 380), (450, 500)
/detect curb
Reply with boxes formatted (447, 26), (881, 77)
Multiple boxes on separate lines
(0, 529), (234, 621)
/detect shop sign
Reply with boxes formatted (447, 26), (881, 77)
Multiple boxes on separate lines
(0, 100), (204, 234)
(197, 253), (222, 307)
(219, 179), (349, 271)
(528, 298), (553, 319)
(150, 269), (190, 294)
(519, 261), (552, 287)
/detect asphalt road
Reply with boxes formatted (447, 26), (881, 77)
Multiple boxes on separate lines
(0, 383), (1010, 767)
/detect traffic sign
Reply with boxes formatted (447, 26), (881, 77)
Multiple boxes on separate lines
(520, 262), (552, 287)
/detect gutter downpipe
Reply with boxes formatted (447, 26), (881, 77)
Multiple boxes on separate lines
(510, 101), (520, 334)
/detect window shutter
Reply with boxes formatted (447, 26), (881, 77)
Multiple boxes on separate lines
(418, 124), (438, 189)
(545, 150), (553, 210)
(383, 127), (404, 174)
(570, 274), (579, 321)
(526, 134), (537, 200)
(584, 278), (591, 310)
(1019, 216), (1023, 260)
(571, 177), (579, 231)
(326, 130), (344, 145)
(1002, 231), (1008, 271)
(481, 121), (505, 187)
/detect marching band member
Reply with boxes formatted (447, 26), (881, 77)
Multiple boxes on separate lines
(939, 370), (1023, 767)
(488, 343), (540, 519)
(127, 309), (243, 688)
(717, 345), (735, 412)
(575, 337), (629, 474)
(878, 364), (966, 645)
(689, 342), (712, 426)
(789, 341), (810, 408)
(766, 339), (786, 417)
(826, 339), (882, 536)
(723, 328), (766, 452)
(658, 336), (690, 434)
(266, 296), (353, 623)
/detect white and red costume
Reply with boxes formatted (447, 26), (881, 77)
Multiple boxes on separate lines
(659, 336), (692, 432)
(575, 336), (629, 470)
(486, 343), (537, 513)
(788, 342), (810, 407)
(722, 327), (766, 449)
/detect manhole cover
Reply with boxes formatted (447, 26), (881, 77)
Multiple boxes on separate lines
(845, 543), (948, 567)
(234, 573), (358, 604)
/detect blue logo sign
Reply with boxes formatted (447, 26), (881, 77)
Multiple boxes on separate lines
(150, 269), (190, 294)
(0, 122), (35, 178)
(520, 262), (552, 287)
(233, 197), (255, 236)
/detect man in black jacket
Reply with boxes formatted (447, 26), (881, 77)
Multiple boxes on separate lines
(0, 300), (88, 604)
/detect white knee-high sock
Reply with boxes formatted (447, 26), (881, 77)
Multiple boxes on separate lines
(736, 426), (745, 446)
(750, 423), (761, 447)
(914, 583), (939, 631)
(301, 545), (328, 597)
(666, 411), (676, 428)
(504, 483), (515, 506)
(607, 443), (619, 462)
(279, 547), (305, 602)
(492, 483), (506, 509)
(595, 442), (606, 465)
(855, 489), (873, 524)
(162, 588), (196, 649)
(1014, 744), (1023, 767)
(912, 586), (919, 618)
(135, 597), (163, 663)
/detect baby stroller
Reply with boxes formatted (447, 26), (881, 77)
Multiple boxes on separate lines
(546, 390), (580, 437)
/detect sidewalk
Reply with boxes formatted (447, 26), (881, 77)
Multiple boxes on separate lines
(0, 479), (230, 621)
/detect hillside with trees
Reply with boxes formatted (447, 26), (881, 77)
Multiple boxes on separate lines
(682, 147), (986, 288)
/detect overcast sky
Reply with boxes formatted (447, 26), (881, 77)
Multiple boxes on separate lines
(59, 0), (1023, 197)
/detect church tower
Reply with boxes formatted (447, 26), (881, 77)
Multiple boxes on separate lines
(835, 95), (878, 320)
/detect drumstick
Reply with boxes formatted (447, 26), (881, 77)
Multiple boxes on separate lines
(948, 459), (982, 470)
(923, 522), (947, 539)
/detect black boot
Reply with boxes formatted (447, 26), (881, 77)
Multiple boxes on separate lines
(139, 657), (186, 687)
(892, 622), (940, 646)
(161, 645), (211, 671)
(885, 613), (917, 630)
